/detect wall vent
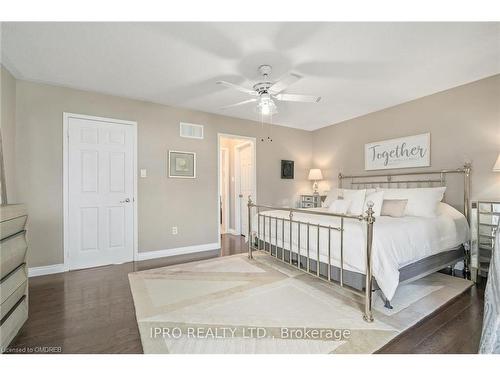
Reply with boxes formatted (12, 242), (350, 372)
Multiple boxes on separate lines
(180, 122), (204, 139)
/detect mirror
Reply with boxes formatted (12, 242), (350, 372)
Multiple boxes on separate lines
(0, 129), (7, 205)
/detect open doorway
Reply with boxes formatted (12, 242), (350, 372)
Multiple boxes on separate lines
(218, 134), (257, 240)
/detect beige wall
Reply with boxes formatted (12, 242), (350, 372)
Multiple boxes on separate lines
(14, 80), (312, 267)
(10, 73), (500, 268)
(312, 74), (500, 207)
(0, 65), (17, 203)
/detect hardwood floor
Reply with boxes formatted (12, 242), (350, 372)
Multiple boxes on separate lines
(378, 280), (484, 353)
(6, 235), (247, 354)
(7, 234), (483, 354)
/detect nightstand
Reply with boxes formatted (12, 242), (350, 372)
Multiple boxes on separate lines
(299, 195), (326, 208)
(477, 200), (500, 278)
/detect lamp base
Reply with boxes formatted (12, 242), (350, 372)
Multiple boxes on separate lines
(312, 181), (319, 196)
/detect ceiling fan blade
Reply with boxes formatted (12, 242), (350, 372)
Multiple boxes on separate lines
(269, 73), (302, 94)
(216, 81), (258, 96)
(275, 93), (321, 103)
(220, 98), (258, 110)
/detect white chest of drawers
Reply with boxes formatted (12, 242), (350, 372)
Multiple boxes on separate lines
(0, 204), (28, 352)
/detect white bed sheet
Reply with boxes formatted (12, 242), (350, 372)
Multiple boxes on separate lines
(252, 203), (469, 300)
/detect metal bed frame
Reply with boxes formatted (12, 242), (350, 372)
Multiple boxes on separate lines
(246, 163), (471, 323)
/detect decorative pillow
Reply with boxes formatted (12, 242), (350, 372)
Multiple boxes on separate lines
(339, 189), (367, 215)
(377, 187), (446, 217)
(328, 199), (352, 214)
(363, 191), (384, 217)
(381, 199), (408, 217)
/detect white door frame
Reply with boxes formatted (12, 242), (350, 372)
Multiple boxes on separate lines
(217, 134), (257, 243)
(63, 112), (138, 271)
(219, 147), (229, 234)
(234, 140), (256, 235)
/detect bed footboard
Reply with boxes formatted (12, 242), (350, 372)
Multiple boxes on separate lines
(247, 196), (376, 322)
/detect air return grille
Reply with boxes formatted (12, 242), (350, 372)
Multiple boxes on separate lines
(180, 122), (204, 139)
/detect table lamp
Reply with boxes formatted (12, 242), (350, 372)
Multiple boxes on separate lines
(308, 169), (323, 196)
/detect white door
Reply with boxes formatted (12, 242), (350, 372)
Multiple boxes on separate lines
(236, 142), (254, 236)
(67, 116), (135, 270)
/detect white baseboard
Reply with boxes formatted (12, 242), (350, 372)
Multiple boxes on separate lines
(136, 242), (220, 262)
(28, 264), (68, 277)
(226, 228), (239, 235)
(28, 243), (220, 276)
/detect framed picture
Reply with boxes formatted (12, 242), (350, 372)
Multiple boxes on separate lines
(364, 133), (430, 171)
(168, 150), (196, 178)
(281, 160), (294, 179)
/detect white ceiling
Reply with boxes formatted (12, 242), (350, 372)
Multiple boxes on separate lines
(2, 22), (499, 130)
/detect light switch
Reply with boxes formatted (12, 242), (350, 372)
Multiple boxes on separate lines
(140, 169), (147, 178)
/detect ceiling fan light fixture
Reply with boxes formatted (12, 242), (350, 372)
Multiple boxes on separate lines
(257, 95), (277, 116)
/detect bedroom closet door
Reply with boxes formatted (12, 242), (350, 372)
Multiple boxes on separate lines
(235, 142), (255, 236)
(66, 115), (136, 270)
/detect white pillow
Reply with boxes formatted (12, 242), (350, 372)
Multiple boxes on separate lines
(339, 189), (367, 215)
(323, 188), (340, 208)
(324, 188), (367, 215)
(363, 190), (384, 217)
(376, 187), (446, 217)
(328, 199), (352, 214)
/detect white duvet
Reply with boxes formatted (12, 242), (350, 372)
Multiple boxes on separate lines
(252, 202), (469, 300)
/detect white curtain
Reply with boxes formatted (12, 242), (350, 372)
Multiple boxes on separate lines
(479, 222), (500, 353)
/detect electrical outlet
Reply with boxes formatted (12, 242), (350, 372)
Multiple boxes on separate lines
(172, 226), (178, 235)
(140, 169), (147, 178)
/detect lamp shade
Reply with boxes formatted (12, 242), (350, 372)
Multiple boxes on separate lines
(493, 153), (500, 172)
(308, 168), (323, 181)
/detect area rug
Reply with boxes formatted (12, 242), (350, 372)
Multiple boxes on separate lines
(129, 252), (473, 354)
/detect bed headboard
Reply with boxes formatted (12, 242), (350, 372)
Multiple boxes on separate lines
(338, 163), (472, 223)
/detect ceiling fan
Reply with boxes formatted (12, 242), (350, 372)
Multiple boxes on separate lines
(216, 65), (321, 115)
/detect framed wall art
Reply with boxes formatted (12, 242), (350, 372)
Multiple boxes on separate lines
(168, 150), (196, 178)
(365, 133), (430, 170)
(281, 160), (294, 179)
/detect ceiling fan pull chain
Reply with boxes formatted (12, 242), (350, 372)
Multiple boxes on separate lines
(268, 114), (273, 142)
(260, 113), (265, 142)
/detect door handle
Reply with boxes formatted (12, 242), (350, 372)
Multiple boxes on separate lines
(239, 194), (243, 198)
(120, 198), (131, 203)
